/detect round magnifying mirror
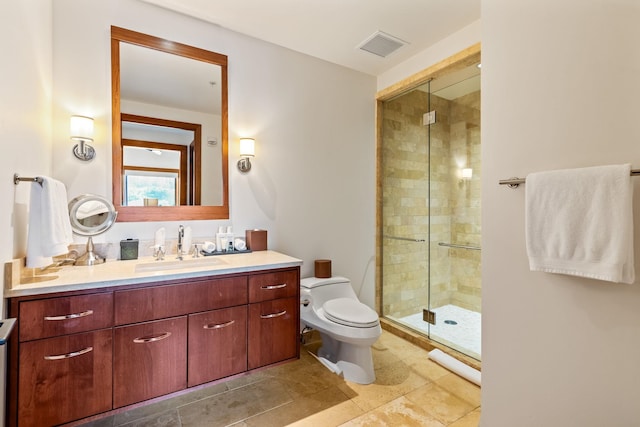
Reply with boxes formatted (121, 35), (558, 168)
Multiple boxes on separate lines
(68, 194), (117, 265)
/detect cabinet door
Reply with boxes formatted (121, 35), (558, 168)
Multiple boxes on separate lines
(18, 329), (113, 427)
(113, 317), (187, 408)
(188, 306), (247, 387)
(248, 297), (299, 370)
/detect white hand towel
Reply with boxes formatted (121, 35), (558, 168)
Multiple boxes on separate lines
(202, 241), (216, 253)
(234, 238), (246, 251)
(525, 164), (634, 284)
(154, 227), (166, 248)
(26, 177), (73, 268)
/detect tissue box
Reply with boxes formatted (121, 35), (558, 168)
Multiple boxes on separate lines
(245, 229), (267, 251)
(120, 239), (139, 260)
(314, 260), (332, 278)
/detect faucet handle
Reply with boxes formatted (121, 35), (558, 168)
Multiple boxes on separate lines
(192, 244), (200, 258)
(153, 245), (165, 261)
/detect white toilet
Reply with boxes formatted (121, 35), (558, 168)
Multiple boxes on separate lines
(300, 276), (381, 384)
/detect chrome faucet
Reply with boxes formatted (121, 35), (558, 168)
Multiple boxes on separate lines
(177, 225), (184, 260)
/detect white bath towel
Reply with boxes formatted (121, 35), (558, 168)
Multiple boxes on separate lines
(525, 164), (634, 284)
(26, 177), (73, 268)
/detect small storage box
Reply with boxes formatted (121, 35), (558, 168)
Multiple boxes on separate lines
(245, 229), (267, 251)
(314, 259), (332, 278)
(120, 239), (139, 260)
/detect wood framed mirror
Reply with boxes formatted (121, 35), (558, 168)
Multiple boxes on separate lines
(111, 26), (229, 221)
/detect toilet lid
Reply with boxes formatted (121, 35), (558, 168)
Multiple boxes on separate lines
(323, 298), (380, 328)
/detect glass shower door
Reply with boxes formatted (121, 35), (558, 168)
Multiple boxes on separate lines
(381, 64), (481, 361)
(426, 67), (481, 360)
(380, 81), (431, 340)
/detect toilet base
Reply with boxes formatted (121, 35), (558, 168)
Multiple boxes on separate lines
(317, 333), (376, 384)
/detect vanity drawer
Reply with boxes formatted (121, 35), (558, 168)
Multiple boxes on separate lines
(115, 276), (247, 325)
(19, 293), (114, 342)
(248, 269), (298, 303)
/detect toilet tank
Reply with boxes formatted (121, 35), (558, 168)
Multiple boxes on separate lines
(300, 276), (358, 306)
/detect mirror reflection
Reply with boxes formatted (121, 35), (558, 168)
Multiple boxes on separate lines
(68, 194), (118, 266)
(121, 114), (207, 206)
(111, 26), (229, 222)
(69, 194), (117, 236)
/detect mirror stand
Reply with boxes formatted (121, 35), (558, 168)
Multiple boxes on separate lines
(75, 236), (104, 266)
(68, 194), (118, 265)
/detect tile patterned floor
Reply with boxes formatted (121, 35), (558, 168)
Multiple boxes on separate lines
(82, 330), (481, 427)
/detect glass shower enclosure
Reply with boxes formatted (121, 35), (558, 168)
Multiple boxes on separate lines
(380, 64), (481, 360)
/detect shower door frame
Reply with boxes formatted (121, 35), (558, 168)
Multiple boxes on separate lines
(375, 43), (481, 360)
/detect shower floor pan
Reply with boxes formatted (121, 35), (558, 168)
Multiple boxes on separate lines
(399, 304), (481, 360)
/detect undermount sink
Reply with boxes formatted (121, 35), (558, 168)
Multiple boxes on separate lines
(135, 256), (228, 273)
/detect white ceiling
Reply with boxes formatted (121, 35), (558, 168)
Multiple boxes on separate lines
(139, 0), (481, 76)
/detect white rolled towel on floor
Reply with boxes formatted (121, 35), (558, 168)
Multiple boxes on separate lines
(428, 348), (481, 386)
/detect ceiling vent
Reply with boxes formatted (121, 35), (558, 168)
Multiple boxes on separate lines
(357, 31), (408, 58)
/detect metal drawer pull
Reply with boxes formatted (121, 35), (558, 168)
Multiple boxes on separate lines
(203, 320), (235, 330)
(44, 346), (93, 360)
(44, 309), (94, 321)
(261, 310), (287, 319)
(133, 332), (172, 344)
(261, 283), (287, 290)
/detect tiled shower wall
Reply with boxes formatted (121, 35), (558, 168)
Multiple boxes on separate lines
(381, 88), (481, 319)
(447, 90), (481, 312)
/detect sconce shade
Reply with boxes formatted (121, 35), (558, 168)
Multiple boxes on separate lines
(237, 138), (255, 173)
(71, 115), (96, 161)
(239, 138), (255, 157)
(70, 115), (94, 141)
(462, 168), (473, 179)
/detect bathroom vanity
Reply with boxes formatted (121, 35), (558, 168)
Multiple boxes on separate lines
(4, 251), (301, 427)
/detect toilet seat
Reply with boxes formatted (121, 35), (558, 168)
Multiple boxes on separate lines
(322, 298), (379, 328)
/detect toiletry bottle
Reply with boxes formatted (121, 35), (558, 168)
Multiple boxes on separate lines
(216, 226), (224, 252)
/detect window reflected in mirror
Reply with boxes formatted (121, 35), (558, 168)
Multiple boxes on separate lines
(121, 114), (206, 206)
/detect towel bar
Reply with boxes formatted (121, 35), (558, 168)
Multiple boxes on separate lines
(13, 174), (43, 185)
(499, 169), (640, 188)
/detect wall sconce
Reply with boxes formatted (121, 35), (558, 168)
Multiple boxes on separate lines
(461, 168), (473, 180)
(70, 115), (95, 161)
(237, 138), (255, 173)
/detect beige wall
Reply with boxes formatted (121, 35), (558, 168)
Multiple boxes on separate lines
(482, 0), (640, 425)
(0, 2), (53, 423)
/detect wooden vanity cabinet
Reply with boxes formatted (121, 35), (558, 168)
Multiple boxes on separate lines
(112, 275), (248, 407)
(248, 270), (299, 369)
(7, 266), (300, 427)
(13, 293), (114, 427)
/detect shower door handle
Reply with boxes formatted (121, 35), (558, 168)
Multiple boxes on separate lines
(383, 235), (426, 242)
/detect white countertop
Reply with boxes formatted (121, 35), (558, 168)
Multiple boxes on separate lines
(6, 250), (303, 298)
